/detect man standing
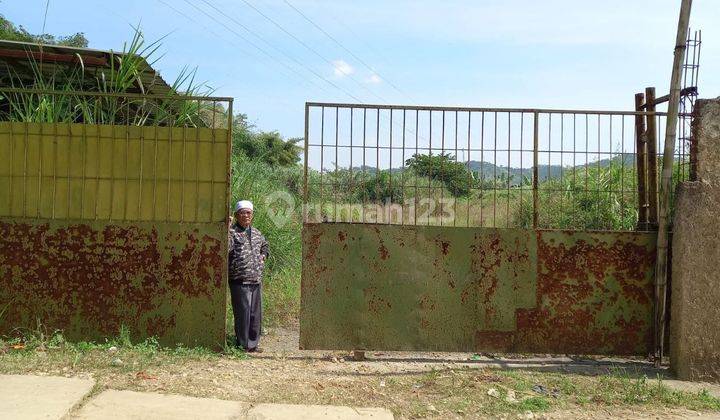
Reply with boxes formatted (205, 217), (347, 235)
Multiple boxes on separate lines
(228, 200), (269, 352)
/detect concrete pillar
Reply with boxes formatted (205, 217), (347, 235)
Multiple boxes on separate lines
(670, 97), (720, 382)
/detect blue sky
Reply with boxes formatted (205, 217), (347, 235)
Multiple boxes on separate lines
(3, 0), (719, 140)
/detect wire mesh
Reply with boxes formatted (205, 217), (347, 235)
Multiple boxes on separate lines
(681, 29), (701, 181)
(303, 103), (682, 232)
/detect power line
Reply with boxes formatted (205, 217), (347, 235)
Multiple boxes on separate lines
(196, 0), (337, 97)
(158, 0), (237, 48)
(158, 0), (315, 93)
(162, 0), (426, 143)
(179, 0), (339, 99)
(281, 0), (414, 103)
(253, 0), (427, 144)
(157, 0), (309, 93)
(195, 0), (367, 103)
(236, 0), (389, 104)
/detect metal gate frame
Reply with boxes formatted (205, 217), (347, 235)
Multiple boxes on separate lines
(300, 102), (674, 355)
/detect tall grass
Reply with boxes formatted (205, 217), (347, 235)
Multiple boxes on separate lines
(0, 26), (213, 127)
(513, 163), (639, 230)
(230, 153), (303, 326)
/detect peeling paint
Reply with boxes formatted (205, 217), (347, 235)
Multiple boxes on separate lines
(300, 223), (656, 355)
(0, 219), (226, 348)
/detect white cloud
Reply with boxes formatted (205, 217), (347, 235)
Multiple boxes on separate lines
(366, 73), (382, 84)
(332, 60), (354, 77)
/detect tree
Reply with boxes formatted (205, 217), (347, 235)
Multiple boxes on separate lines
(232, 114), (302, 167)
(357, 171), (403, 203)
(1, 15), (88, 47)
(405, 153), (471, 197)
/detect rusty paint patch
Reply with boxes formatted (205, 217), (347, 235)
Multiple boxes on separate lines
(0, 219), (226, 348)
(439, 240), (450, 255)
(300, 223), (656, 355)
(378, 244), (389, 260)
(512, 231), (655, 355)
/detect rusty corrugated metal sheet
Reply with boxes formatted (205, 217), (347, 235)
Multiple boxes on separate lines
(0, 219), (226, 348)
(300, 223), (656, 355)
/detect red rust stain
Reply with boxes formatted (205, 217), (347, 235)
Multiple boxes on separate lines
(419, 295), (436, 311)
(439, 241), (450, 255)
(0, 221), (223, 342)
(474, 331), (514, 352)
(460, 284), (473, 304)
(509, 231), (655, 355)
(378, 244), (389, 260)
(305, 230), (324, 261)
(363, 286), (391, 314)
(470, 232), (509, 324)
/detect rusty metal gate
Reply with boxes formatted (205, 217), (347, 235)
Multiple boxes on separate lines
(299, 103), (683, 355)
(0, 90), (232, 348)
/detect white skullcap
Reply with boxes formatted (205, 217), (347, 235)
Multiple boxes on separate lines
(234, 200), (254, 212)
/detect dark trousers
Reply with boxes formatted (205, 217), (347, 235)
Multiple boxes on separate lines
(229, 282), (262, 350)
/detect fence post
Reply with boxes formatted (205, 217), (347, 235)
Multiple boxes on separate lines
(634, 93), (648, 230)
(303, 103), (310, 223)
(646, 87), (659, 228)
(532, 111), (539, 229)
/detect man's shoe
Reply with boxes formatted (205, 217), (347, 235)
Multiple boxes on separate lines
(248, 347), (263, 353)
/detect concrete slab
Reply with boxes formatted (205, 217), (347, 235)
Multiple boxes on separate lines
(0, 374), (95, 420)
(74, 389), (249, 420)
(246, 403), (394, 420)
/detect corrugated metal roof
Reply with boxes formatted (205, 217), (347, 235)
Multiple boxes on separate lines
(0, 39), (172, 96)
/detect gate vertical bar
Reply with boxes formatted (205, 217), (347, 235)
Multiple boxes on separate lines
(226, 99), (233, 222)
(645, 87), (659, 229)
(532, 111), (539, 229)
(634, 93), (648, 230)
(303, 103), (310, 223)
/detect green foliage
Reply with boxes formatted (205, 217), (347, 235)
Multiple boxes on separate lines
(406, 152), (471, 197)
(357, 170), (404, 203)
(232, 113), (302, 167)
(0, 14), (88, 47)
(513, 161), (638, 230)
(235, 131), (302, 166)
(0, 26), (212, 126)
(517, 396), (550, 411)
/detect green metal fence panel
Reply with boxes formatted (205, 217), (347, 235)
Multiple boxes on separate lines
(300, 223), (656, 355)
(0, 121), (229, 347)
(0, 122), (228, 222)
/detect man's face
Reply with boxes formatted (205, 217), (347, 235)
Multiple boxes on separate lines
(235, 209), (253, 228)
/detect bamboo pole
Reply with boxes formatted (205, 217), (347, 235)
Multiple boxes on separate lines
(646, 87), (659, 228)
(654, 0), (692, 366)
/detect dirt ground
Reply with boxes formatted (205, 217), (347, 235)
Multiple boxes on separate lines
(3, 325), (720, 419)
(82, 328), (720, 418)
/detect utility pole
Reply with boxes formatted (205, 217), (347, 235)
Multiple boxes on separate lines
(654, 0), (692, 366)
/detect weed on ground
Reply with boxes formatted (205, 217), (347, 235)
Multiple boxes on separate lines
(1, 329), (719, 418)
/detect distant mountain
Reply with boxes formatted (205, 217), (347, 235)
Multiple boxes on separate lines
(466, 154), (636, 185)
(339, 155), (636, 185)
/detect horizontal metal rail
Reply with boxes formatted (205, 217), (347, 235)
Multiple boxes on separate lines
(306, 101), (669, 116)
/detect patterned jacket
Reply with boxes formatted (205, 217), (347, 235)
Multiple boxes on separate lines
(228, 224), (269, 284)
